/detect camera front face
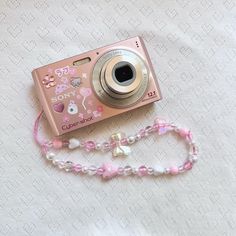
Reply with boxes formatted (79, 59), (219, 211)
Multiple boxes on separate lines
(32, 36), (162, 135)
(92, 49), (149, 108)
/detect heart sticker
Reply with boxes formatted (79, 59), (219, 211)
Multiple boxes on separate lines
(53, 102), (64, 113)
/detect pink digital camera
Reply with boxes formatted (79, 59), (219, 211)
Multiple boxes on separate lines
(32, 36), (162, 135)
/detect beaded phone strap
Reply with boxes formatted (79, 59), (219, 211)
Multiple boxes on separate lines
(34, 110), (198, 180)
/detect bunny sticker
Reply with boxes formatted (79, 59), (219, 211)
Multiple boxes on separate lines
(67, 100), (78, 115)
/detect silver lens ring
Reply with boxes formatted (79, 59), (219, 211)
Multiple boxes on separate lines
(92, 49), (149, 108)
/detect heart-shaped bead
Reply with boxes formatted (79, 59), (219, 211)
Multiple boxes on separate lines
(68, 138), (80, 149)
(53, 102), (64, 113)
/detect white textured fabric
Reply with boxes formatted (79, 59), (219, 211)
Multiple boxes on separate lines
(0, 1), (235, 235)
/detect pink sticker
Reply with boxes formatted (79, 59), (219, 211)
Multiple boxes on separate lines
(69, 67), (77, 75)
(78, 113), (84, 119)
(97, 105), (103, 112)
(55, 66), (69, 77)
(55, 84), (69, 94)
(63, 115), (69, 123)
(60, 77), (68, 84)
(93, 111), (101, 118)
(88, 100), (93, 106)
(53, 102), (64, 113)
(80, 87), (92, 110)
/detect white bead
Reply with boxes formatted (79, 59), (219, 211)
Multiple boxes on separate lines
(46, 152), (55, 161)
(165, 168), (170, 174)
(68, 138), (80, 149)
(95, 143), (102, 150)
(127, 136), (135, 144)
(52, 159), (60, 165)
(192, 155), (198, 162)
(153, 166), (165, 176)
(135, 134), (141, 141)
(178, 165), (184, 172)
(81, 166), (88, 174)
(132, 167), (138, 175)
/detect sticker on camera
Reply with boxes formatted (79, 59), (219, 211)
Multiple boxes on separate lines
(67, 100), (78, 115)
(79, 87), (92, 110)
(55, 66), (77, 78)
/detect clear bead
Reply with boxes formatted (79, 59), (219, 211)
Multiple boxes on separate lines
(132, 167), (138, 175)
(117, 167), (124, 175)
(145, 126), (153, 133)
(80, 141), (85, 148)
(58, 161), (65, 169)
(64, 161), (73, 172)
(147, 167), (154, 175)
(153, 166), (165, 176)
(124, 165), (132, 175)
(88, 165), (97, 175)
(191, 155), (198, 163)
(139, 129), (146, 138)
(101, 142), (110, 152)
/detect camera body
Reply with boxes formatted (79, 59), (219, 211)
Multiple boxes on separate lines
(32, 36), (162, 135)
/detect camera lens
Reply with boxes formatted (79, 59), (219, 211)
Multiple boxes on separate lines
(92, 49), (149, 108)
(114, 64), (133, 83)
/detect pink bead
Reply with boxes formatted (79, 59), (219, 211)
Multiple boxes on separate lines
(179, 128), (191, 139)
(110, 141), (116, 148)
(152, 123), (159, 131)
(96, 167), (105, 176)
(138, 165), (148, 176)
(184, 161), (193, 170)
(121, 138), (128, 145)
(154, 118), (166, 125)
(85, 141), (96, 152)
(170, 167), (179, 175)
(158, 126), (168, 135)
(102, 163), (118, 180)
(52, 139), (63, 149)
(73, 164), (82, 172)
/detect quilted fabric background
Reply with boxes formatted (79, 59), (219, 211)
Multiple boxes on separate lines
(0, 0), (235, 235)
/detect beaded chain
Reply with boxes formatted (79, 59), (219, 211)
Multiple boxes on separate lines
(34, 111), (198, 180)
